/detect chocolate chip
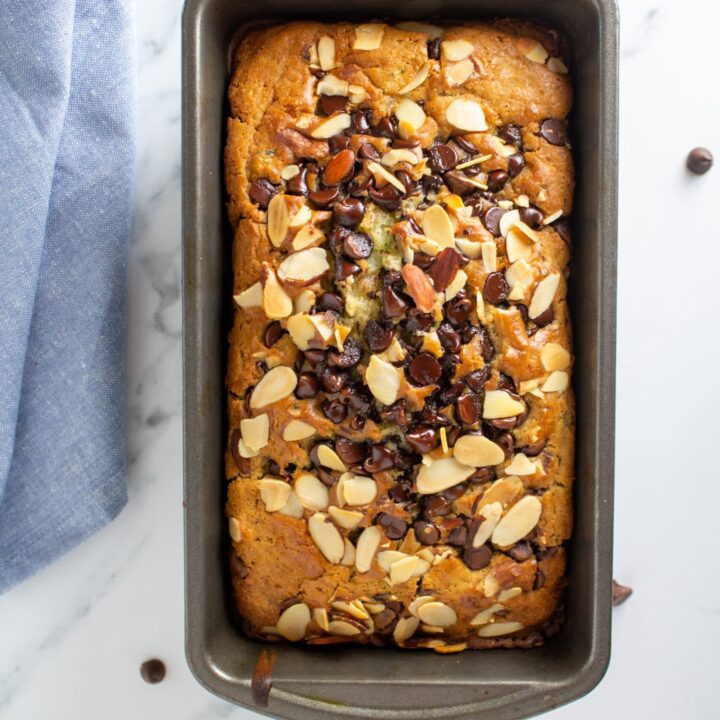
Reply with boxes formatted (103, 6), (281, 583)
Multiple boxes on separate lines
(339, 384), (373, 414)
(405, 425), (437, 454)
(364, 444), (397, 472)
(382, 285), (411, 318)
(421, 174), (443, 195)
(463, 544), (492, 570)
(336, 256), (361, 281)
(521, 440), (547, 457)
(309, 186), (339, 207)
(519, 207), (543, 229)
(263, 321), (285, 348)
(539, 119), (568, 146)
(315, 292), (344, 314)
(395, 170), (417, 196)
(428, 144), (459, 173)
(329, 134), (351, 153)
(413, 252), (434, 271)
(303, 349), (325, 368)
(420, 405), (451, 427)
(487, 170), (509, 193)
(437, 323), (460, 354)
(373, 608), (398, 632)
(687, 146), (713, 174)
(487, 416), (517, 431)
(465, 366), (490, 392)
(342, 230), (373, 259)
(351, 109), (372, 134)
(249, 179), (277, 209)
(379, 399), (410, 427)
(328, 337), (361, 368)
(335, 437), (368, 465)
(507, 541), (533, 562)
(358, 143), (380, 161)
(507, 153), (525, 178)
(456, 393), (482, 425)
(482, 206), (505, 236)
(533, 305), (555, 327)
(140, 659), (166, 684)
(405, 309), (434, 333)
(443, 170), (477, 196)
(447, 524), (468, 546)
(320, 366), (348, 392)
(494, 431), (514, 457)
(497, 372), (516, 393)
(364, 320), (393, 352)
(422, 494), (451, 518)
(460, 323), (479, 345)
(445, 291), (473, 326)
(323, 398), (348, 423)
(317, 467), (337, 486)
(334, 197), (365, 226)
(368, 184), (402, 209)
(469, 466), (495, 484)
(414, 520), (440, 545)
(553, 218), (571, 244)
(534, 569), (546, 590)
(295, 372), (320, 398)
(408, 352), (442, 386)
(498, 124), (522, 148)
(318, 94), (347, 116)
(483, 272), (509, 305)
(427, 38), (441, 60)
(612, 579), (633, 607)
(286, 166), (308, 196)
(373, 117), (396, 139)
(376, 513), (407, 540)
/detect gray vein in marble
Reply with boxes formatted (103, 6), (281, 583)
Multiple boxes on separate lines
(622, 7), (663, 58)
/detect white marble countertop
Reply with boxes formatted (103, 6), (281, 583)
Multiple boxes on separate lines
(1, 0), (719, 718)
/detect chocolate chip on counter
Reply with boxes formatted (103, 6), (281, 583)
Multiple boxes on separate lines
(328, 337), (362, 368)
(351, 109), (373, 134)
(308, 186), (339, 207)
(320, 366), (348, 393)
(687, 146), (713, 174)
(285, 166), (308, 196)
(373, 116), (396, 139)
(408, 352), (443, 386)
(463, 544), (492, 570)
(482, 206), (505, 236)
(405, 425), (437, 454)
(295, 372), (320, 399)
(315, 291), (344, 314)
(533, 305), (555, 327)
(456, 393), (482, 425)
(507, 541), (534, 562)
(612, 579), (633, 607)
(443, 170), (478, 196)
(437, 322), (461, 352)
(249, 179), (277, 209)
(507, 153), (525, 178)
(428, 247), (460, 292)
(318, 94), (347, 116)
(483, 271), (509, 305)
(519, 206), (544, 229)
(428, 144), (459, 173)
(414, 520), (440, 545)
(341, 230), (373, 259)
(364, 444), (397, 472)
(427, 37), (441, 60)
(382, 285), (411, 318)
(364, 320), (393, 352)
(422, 494), (451, 518)
(487, 170), (510, 193)
(498, 123), (522, 148)
(323, 398), (348, 423)
(263, 321), (285, 348)
(140, 659), (166, 684)
(539, 118), (569, 146)
(358, 142), (381, 161)
(376, 512), (408, 540)
(334, 197), (365, 227)
(335, 437), (369, 465)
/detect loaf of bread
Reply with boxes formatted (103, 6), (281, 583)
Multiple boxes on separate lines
(224, 20), (573, 652)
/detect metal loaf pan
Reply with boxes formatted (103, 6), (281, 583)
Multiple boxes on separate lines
(182, 0), (618, 717)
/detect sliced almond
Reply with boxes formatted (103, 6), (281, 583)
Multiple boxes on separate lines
(340, 538), (356, 566)
(278, 490), (304, 518)
(382, 148), (421, 167)
(327, 619), (363, 636)
(492, 495), (542, 547)
(277, 247), (330, 286)
(542, 370), (569, 392)
(471, 501), (503, 547)
(309, 313), (335, 344)
(317, 74), (349, 96)
(454, 237), (483, 259)
(376, 550), (407, 573)
(294, 289), (316, 314)
(236, 435), (259, 459)
(281, 164), (300, 180)
(506, 229), (534, 263)
(257, 478), (291, 512)
(478, 621), (524, 638)
(446, 98), (487, 132)
(317, 35), (336, 71)
(528, 272), (560, 319)
(479, 476), (524, 510)
(331, 600), (369, 620)
(483, 390), (523, 419)
(286, 313), (316, 351)
(317, 445), (347, 472)
(441, 39), (474, 62)
(353, 23), (385, 50)
(283, 419), (316, 441)
(276, 602), (311, 641)
(288, 204), (312, 229)
(365, 160), (407, 193)
(261, 264), (293, 319)
(416, 457), (475, 494)
(499, 209), (521, 238)
(328, 505), (364, 530)
(355, 526), (382, 573)
(408, 595), (436, 616)
(446, 59), (474, 86)
(454, 435), (505, 467)
(314, 607), (330, 632)
(311, 113), (351, 139)
(416, 601), (457, 628)
(517, 37), (548, 64)
(444, 269), (467, 301)
(396, 21), (443, 38)
(267, 194), (289, 248)
(470, 603), (505, 626)
(398, 62), (431, 94)
(498, 586), (522, 602)
(228, 517), (242, 542)
(543, 209), (563, 225)
(504, 453), (536, 476)
(481, 241), (497, 272)
(294, 473), (330, 511)
(393, 616), (420, 643)
(366, 354), (401, 405)
(308, 512), (345, 563)
(240, 413), (269, 451)
(541, 343), (570, 371)
(422, 204), (455, 248)
(390, 555), (429, 585)
(250, 365), (297, 409)
(547, 57), (568, 74)
(234, 282), (262, 308)
(337, 473), (377, 506)
(506, 260), (534, 294)
(395, 98), (426, 137)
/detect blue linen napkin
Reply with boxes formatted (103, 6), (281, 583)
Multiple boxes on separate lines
(0, 0), (134, 592)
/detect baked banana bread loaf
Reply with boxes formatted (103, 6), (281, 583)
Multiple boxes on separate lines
(225, 20), (573, 652)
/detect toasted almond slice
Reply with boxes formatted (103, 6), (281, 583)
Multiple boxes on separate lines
(420, 331), (443, 358)
(311, 113), (351, 139)
(236, 435), (259, 458)
(444, 269), (467, 301)
(353, 23), (385, 50)
(483, 390), (524, 419)
(328, 505), (364, 530)
(391, 556), (429, 585)
(283, 419), (316, 442)
(471, 501), (503, 547)
(481, 241), (497, 272)
(541, 343), (571, 371)
(441, 39), (474, 61)
(261, 264), (293, 319)
(327, 619), (363, 636)
(446, 58), (474, 86)
(331, 600), (370, 620)
(499, 209), (520, 238)
(454, 237), (483, 259)
(294, 289), (316, 314)
(308, 512), (345, 563)
(337, 473), (377, 506)
(421, 204), (455, 248)
(504, 453), (536, 475)
(478, 621), (524, 637)
(267, 194), (289, 248)
(454, 435), (505, 467)
(257, 478), (291, 512)
(498, 586), (522, 602)
(376, 550), (408, 573)
(366, 160), (407, 193)
(294, 473), (330, 511)
(395, 98), (426, 136)
(528, 272), (560, 319)
(276, 602), (311, 641)
(455, 153), (492, 170)
(292, 224), (324, 251)
(278, 489), (304, 518)
(340, 538), (356, 566)
(317, 35), (336, 71)
(470, 603), (505, 626)
(281, 164), (300, 180)
(366, 354), (401, 405)
(492, 495), (542, 547)
(517, 37), (549, 64)
(396, 21), (443, 38)
(234, 282), (262, 308)
(288, 204), (312, 229)
(349, 84), (367, 104)
(543, 209), (563, 225)
(416, 457), (475, 494)
(250, 365), (297, 409)
(317, 445), (347, 472)
(542, 370), (569, 392)
(355, 526), (382, 573)
(240, 413), (269, 451)
(317, 74), (349, 96)
(478, 476), (524, 510)
(314, 607), (330, 632)
(416, 601), (457, 628)
(506, 260), (534, 295)
(399, 61), (431, 94)
(277, 247), (330, 286)
(286, 313), (316, 351)
(382, 148), (421, 167)
(309, 312), (335, 344)
(228, 517), (242, 542)
(547, 57), (568, 74)
(408, 595), (436, 616)
(506, 229), (534, 263)
(393, 616), (420, 643)
(446, 98), (487, 132)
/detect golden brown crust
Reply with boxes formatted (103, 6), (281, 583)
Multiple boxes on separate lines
(225, 20), (574, 653)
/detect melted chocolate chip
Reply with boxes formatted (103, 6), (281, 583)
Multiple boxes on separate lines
(368, 184), (402, 209)
(373, 117), (396, 139)
(249, 179), (277, 209)
(414, 520), (440, 545)
(422, 494), (451, 518)
(507, 541), (534, 562)
(428, 144), (459, 173)
(553, 218), (571, 244)
(396, 170), (417, 196)
(329, 134), (351, 153)
(445, 291), (473, 326)
(507, 152), (525, 178)
(358, 143), (381, 161)
(447, 524), (468, 546)
(483, 272), (509, 305)
(427, 38), (441, 60)
(437, 322), (461, 353)
(295, 372), (320, 398)
(533, 305), (555, 327)
(465, 366), (490, 392)
(351, 109), (373, 134)
(487, 170), (510, 193)
(263, 321), (285, 348)
(408, 352), (442, 386)
(520, 440), (547, 457)
(539, 118), (569, 146)
(382, 285), (411, 318)
(303, 349), (325, 368)
(342, 230), (373, 259)
(405, 425), (437, 454)
(519, 206), (543, 229)
(308, 186), (339, 207)
(463, 544), (492, 570)
(498, 123), (522, 148)
(320, 366), (348, 393)
(318, 94), (347, 115)
(413, 252), (434, 271)
(339, 384), (373, 414)
(456, 393), (482, 425)
(335, 256), (361, 281)
(364, 320), (393, 352)
(328, 337), (361, 368)
(316, 292), (344, 315)
(482, 206), (505, 236)
(335, 437), (368, 465)
(405, 309), (434, 333)
(323, 398), (348, 423)
(377, 513), (407, 540)
(379, 400), (410, 427)
(421, 174), (443, 195)
(443, 170), (478, 196)
(364, 444), (397, 472)
(334, 197), (365, 227)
